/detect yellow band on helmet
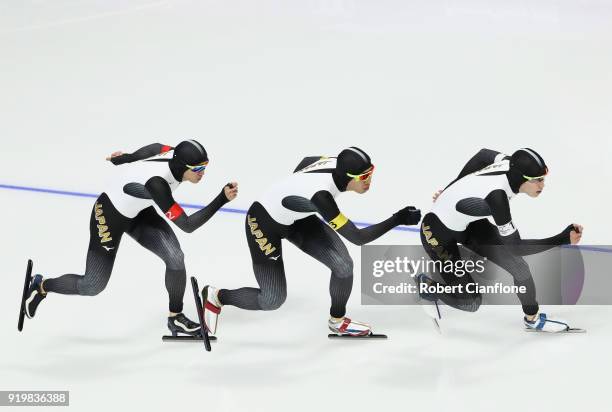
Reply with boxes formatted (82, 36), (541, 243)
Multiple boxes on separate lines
(329, 213), (349, 230)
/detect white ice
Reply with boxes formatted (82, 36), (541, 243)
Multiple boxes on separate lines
(1, 1), (611, 411)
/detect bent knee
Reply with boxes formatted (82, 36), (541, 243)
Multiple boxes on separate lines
(511, 259), (532, 282)
(258, 291), (287, 311)
(164, 249), (186, 271)
(457, 293), (482, 312)
(333, 257), (354, 279)
(78, 281), (108, 296)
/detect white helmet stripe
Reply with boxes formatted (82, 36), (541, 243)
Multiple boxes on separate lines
(347, 147), (369, 163)
(186, 139), (205, 157)
(520, 148), (544, 169)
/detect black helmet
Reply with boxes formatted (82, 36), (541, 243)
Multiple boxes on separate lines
(333, 146), (373, 191)
(507, 148), (548, 193)
(169, 139), (208, 181)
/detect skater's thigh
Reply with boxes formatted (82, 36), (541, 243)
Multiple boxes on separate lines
(79, 250), (117, 292)
(463, 221), (531, 279)
(420, 214), (462, 262)
(287, 216), (351, 270)
(127, 207), (184, 268)
(464, 219), (504, 248)
(244, 202), (284, 265)
(80, 194), (130, 291)
(420, 214), (475, 286)
(87, 193), (129, 256)
(252, 260), (287, 292)
(468, 242), (531, 281)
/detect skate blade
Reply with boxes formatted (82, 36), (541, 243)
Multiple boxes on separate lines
(524, 328), (586, 334)
(420, 299), (442, 319)
(432, 318), (442, 334)
(190, 276), (212, 352)
(162, 335), (218, 342)
(328, 333), (388, 339)
(18, 259), (34, 332)
(420, 301), (443, 334)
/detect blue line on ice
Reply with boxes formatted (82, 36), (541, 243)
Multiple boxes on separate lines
(2, 183), (607, 251)
(0, 183), (420, 232)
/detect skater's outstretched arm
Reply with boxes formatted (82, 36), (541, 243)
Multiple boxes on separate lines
(145, 177), (231, 233)
(108, 143), (173, 165)
(310, 190), (421, 246)
(486, 189), (573, 256)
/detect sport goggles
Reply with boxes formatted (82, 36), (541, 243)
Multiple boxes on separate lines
(347, 165), (375, 182)
(186, 161), (209, 173)
(523, 167), (548, 183)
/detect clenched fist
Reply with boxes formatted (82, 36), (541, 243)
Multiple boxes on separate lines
(224, 182), (238, 201)
(394, 206), (422, 226)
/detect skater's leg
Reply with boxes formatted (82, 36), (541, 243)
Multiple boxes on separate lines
(420, 214), (482, 312)
(464, 222), (576, 331)
(217, 202), (287, 311)
(287, 216), (353, 318)
(218, 261), (287, 310)
(464, 220), (539, 316)
(43, 193), (126, 296)
(43, 252), (116, 296)
(126, 208), (199, 335)
(127, 207), (186, 314)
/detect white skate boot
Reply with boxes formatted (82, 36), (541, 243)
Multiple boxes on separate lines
(524, 313), (585, 333)
(327, 317), (387, 339)
(202, 285), (222, 335)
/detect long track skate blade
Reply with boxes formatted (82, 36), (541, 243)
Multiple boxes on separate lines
(162, 335), (218, 342)
(18, 259), (33, 332)
(525, 327), (586, 334)
(420, 301), (443, 334)
(432, 318), (442, 334)
(328, 333), (388, 339)
(190, 276), (212, 352)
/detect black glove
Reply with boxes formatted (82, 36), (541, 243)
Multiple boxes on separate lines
(394, 206), (421, 226)
(560, 224), (579, 244)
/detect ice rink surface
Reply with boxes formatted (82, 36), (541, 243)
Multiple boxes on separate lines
(1, 1), (611, 411)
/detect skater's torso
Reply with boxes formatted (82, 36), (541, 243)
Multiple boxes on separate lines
(105, 151), (182, 219)
(431, 158), (516, 235)
(257, 157), (342, 226)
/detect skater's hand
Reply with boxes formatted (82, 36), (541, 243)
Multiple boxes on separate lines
(394, 206), (421, 226)
(569, 224), (583, 245)
(224, 182), (238, 201)
(432, 189), (443, 202)
(106, 151), (123, 161)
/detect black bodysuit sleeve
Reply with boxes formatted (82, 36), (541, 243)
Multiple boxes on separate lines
(485, 190), (571, 256)
(110, 143), (173, 165)
(444, 149), (506, 190)
(144, 176), (229, 233)
(310, 190), (400, 246)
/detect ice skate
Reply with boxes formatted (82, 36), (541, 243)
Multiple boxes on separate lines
(414, 273), (443, 333)
(162, 277), (216, 350)
(202, 285), (222, 335)
(327, 317), (387, 339)
(524, 313), (585, 333)
(18, 259), (34, 332)
(167, 313), (201, 336)
(24, 274), (47, 320)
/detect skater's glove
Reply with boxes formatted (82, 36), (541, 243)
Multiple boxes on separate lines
(223, 182), (238, 202)
(394, 206), (421, 226)
(563, 224), (583, 245)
